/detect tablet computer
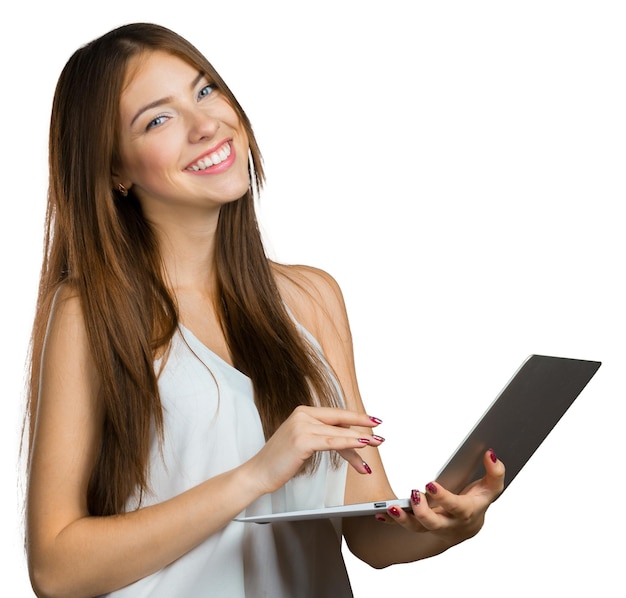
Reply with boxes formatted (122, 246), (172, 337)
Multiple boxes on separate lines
(235, 354), (601, 524)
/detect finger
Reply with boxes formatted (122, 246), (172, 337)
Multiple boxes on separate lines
(482, 448), (506, 496)
(305, 419), (385, 450)
(423, 481), (472, 520)
(455, 449), (506, 497)
(294, 405), (382, 429)
(435, 450), (505, 501)
(383, 498), (428, 532)
(337, 448), (373, 475)
(408, 485), (460, 531)
(291, 407), (385, 453)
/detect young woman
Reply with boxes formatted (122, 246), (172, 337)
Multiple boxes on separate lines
(25, 23), (504, 597)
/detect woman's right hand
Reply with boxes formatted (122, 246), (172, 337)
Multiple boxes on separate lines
(248, 406), (384, 495)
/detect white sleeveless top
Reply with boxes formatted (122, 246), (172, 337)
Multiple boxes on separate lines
(103, 322), (352, 597)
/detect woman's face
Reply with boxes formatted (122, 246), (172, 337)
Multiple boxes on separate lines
(116, 50), (250, 220)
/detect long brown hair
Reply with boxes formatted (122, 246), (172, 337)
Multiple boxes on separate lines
(26, 23), (343, 517)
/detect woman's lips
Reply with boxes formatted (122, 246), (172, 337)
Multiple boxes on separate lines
(185, 140), (234, 173)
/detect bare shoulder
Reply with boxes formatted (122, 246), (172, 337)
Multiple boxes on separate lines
(272, 262), (345, 305)
(45, 283), (87, 343)
(51, 282), (82, 315)
(42, 283), (100, 394)
(271, 262), (350, 342)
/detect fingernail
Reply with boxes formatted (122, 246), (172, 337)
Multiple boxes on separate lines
(362, 461), (372, 474)
(411, 489), (421, 505)
(426, 482), (438, 495)
(489, 448), (498, 463)
(375, 515), (386, 522)
(371, 435), (385, 443)
(388, 506), (401, 517)
(358, 438), (371, 444)
(369, 416), (383, 425)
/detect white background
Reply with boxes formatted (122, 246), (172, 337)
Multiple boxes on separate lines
(2, 2), (624, 596)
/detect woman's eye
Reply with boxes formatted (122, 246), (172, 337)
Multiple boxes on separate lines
(198, 83), (217, 100)
(146, 115), (169, 130)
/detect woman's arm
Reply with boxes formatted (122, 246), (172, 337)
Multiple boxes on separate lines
(276, 265), (504, 568)
(27, 287), (380, 598)
(27, 289), (268, 597)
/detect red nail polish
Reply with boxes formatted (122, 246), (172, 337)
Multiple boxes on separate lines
(411, 489), (421, 505)
(388, 506), (401, 517)
(362, 461), (372, 474)
(371, 435), (385, 443)
(358, 438), (370, 444)
(426, 482), (438, 495)
(489, 448), (497, 463)
(375, 515), (386, 522)
(369, 416), (383, 425)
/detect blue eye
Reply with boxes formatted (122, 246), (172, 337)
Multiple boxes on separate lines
(146, 115), (169, 130)
(198, 83), (217, 100)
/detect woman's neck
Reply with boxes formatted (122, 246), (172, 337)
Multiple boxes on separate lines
(151, 208), (220, 295)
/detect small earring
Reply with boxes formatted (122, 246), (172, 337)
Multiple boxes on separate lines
(117, 183), (128, 197)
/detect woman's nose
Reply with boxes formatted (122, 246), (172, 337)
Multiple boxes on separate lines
(188, 109), (220, 143)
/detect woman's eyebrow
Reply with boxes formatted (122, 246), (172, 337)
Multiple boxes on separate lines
(130, 71), (206, 127)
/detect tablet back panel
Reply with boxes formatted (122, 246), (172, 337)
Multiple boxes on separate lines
(435, 355), (601, 494)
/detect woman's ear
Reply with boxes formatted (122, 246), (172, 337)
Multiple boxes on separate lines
(116, 183), (129, 197)
(111, 172), (132, 197)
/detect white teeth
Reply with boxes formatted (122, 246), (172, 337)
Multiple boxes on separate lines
(187, 142), (231, 171)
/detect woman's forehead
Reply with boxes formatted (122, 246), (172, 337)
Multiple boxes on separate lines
(123, 51), (200, 91)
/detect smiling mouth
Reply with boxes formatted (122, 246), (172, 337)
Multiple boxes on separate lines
(185, 141), (232, 171)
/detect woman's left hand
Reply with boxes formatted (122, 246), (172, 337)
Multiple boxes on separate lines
(377, 449), (505, 545)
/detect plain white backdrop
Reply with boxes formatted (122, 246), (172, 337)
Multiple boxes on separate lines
(2, 2), (624, 596)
